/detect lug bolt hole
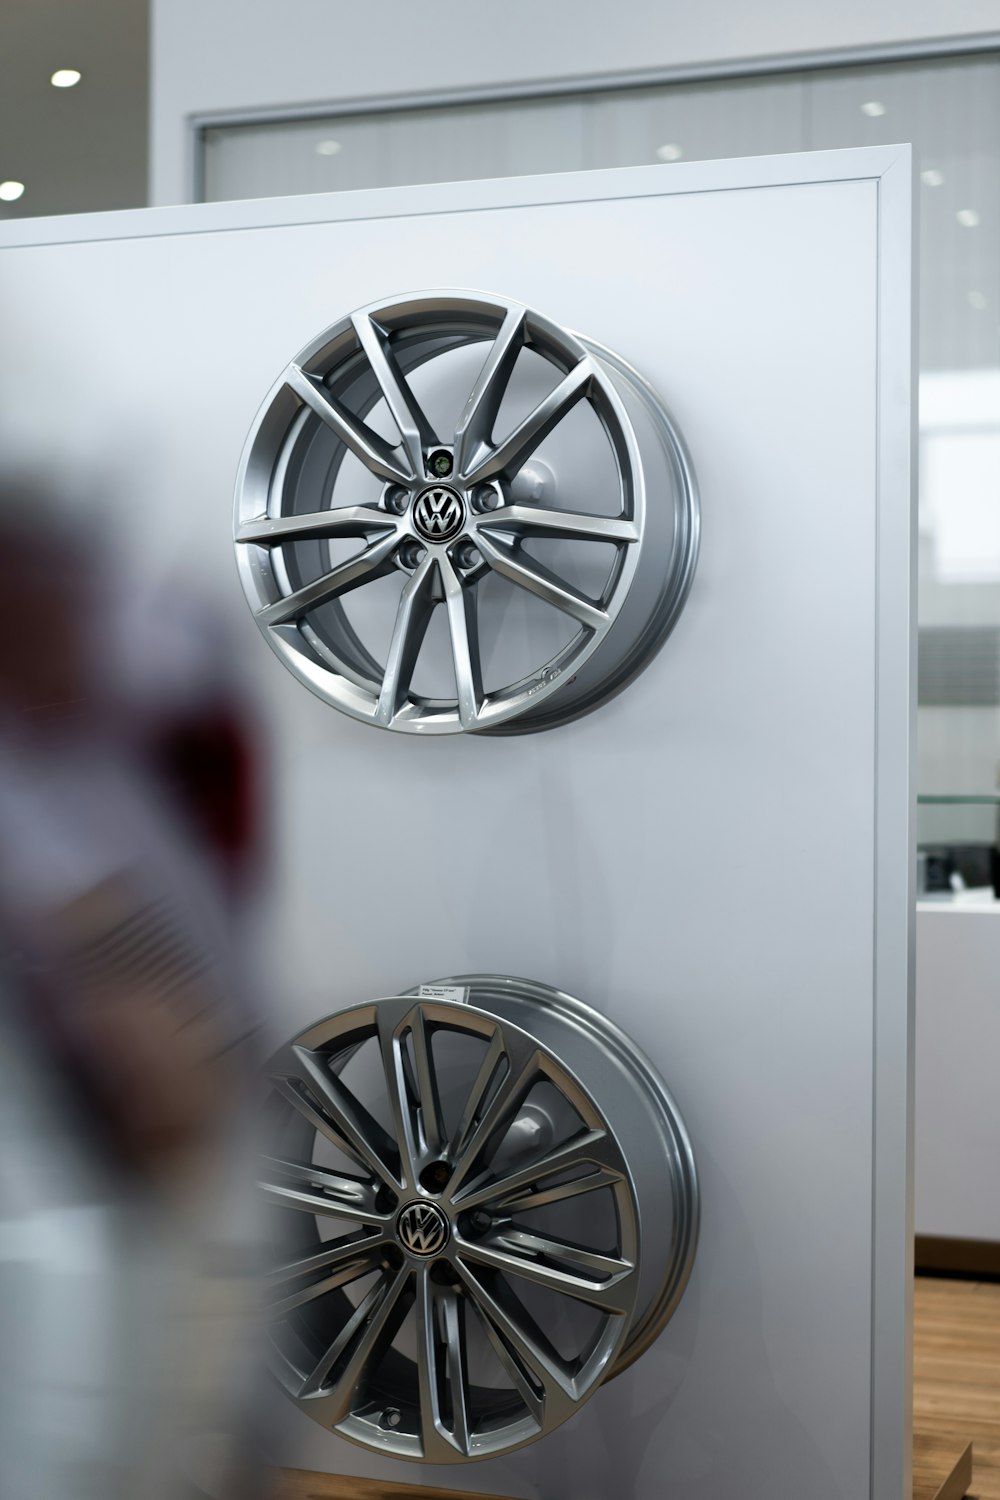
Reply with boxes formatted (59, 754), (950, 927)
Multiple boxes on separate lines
(384, 485), (409, 515)
(399, 541), (426, 569)
(471, 484), (501, 513)
(460, 1208), (493, 1238)
(419, 1160), (451, 1193)
(427, 449), (453, 478)
(455, 543), (481, 570)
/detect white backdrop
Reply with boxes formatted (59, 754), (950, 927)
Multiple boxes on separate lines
(0, 146), (914, 1498)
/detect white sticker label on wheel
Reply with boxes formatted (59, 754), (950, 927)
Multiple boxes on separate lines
(417, 984), (471, 1005)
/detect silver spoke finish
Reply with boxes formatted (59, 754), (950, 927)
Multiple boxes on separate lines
(474, 504), (638, 545)
(377, 1006), (423, 1192)
(457, 1231), (634, 1314)
(439, 551), (482, 729)
(352, 311), (437, 478)
(375, 552), (438, 726)
(474, 531), (608, 631)
(236, 505), (397, 546)
(258, 1156), (388, 1225)
(415, 1268), (466, 1460)
(405, 1004), (446, 1160)
(453, 305), (526, 474)
(454, 1258), (577, 1423)
(236, 292), (699, 735)
(462, 359), (594, 486)
(444, 1043), (541, 1199)
(256, 530), (400, 629)
(260, 977), (697, 1461)
(265, 1238), (389, 1318)
(285, 363), (411, 483)
(302, 1265), (411, 1409)
(440, 1286), (471, 1454)
(445, 1027), (507, 1166)
(270, 1075), (368, 1168)
(452, 1127), (623, 1211)
(273, 1044), (402, 1192)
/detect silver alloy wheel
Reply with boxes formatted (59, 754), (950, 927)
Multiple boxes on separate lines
(259, 975), (698, 1462)
(234, 293), (698, 734)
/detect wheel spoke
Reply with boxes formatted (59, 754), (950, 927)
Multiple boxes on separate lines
(458, 1231), (633, 1314)
(258, 1156), (389, 1226)
(446, 1029), (507, 1166)
(376, 1008), (422, 1190)
(256, 530), (400, 629)
(463, 359), (594, 486)
(455, 1261), (576, 1423)
(236, 505), (397, 546)
(352, 312), (437, 478)
(270, 1076), (367, 1169)
(453, 307), (527, 475)
(406, 1005), (446, 1159)
(300, 1265), (411, 1408)
(272, 1045), (402, 1192)
(265, 1237), (388, 1318)
(452, 1127), (622, 1212)
(415, 1269), (466, 1460)
(439, 553), (483, 729)
(285, 363), (411, 483)
(475, 532), (608, 631)
(474, 504), (637, 545)
(441, 1286), (471, 1454)
(446, 1040), (542, 1197)
(375, 552), (438, 726)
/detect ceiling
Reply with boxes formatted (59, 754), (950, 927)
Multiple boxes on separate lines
(0, 0), (148, 220)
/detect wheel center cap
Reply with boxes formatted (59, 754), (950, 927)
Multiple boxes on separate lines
(396, 1199), (450, 1256)
(411, 484), (465, 544)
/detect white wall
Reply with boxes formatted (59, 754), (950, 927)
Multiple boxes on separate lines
(149, 0), (1000, 203)
(915, 905), (1000, 1241)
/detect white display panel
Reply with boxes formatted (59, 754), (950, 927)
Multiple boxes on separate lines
(0, 146), (914, 1498)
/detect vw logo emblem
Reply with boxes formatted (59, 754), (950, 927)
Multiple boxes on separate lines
(396, 1200), (450, 1256)
(411, 484), (465, 543)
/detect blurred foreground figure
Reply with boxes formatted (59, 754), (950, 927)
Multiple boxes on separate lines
(0, 481), (268, 1499)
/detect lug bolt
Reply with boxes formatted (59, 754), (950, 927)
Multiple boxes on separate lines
(469, 1210), (492, 1235)
(384, 485), (409, 515)
(428, 449), (454, 478)
(471, 484), (500, 512)
(380, 1407), (402, 1430)
(399, 541), (426, 569)
(456, 543), (481, 570)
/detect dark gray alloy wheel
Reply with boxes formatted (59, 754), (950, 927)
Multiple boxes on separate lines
(235, 292), (698, 734)
(258, 975), (698, 1461)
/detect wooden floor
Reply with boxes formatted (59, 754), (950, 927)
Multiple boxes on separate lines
(276, 1275), (1000, 1500)
(915, 1276), (1000, 1500)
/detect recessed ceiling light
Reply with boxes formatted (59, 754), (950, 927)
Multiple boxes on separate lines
(860, 101), (887, 117)
(656, 143), (683, 163)
(0, 181), (25, 202)
(315, 139), (342, 157)
(51, 69), (81, 88)
(920, 168), (944, 187)
(956, 209), (980, 228)
(968, 290), (989, 311)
